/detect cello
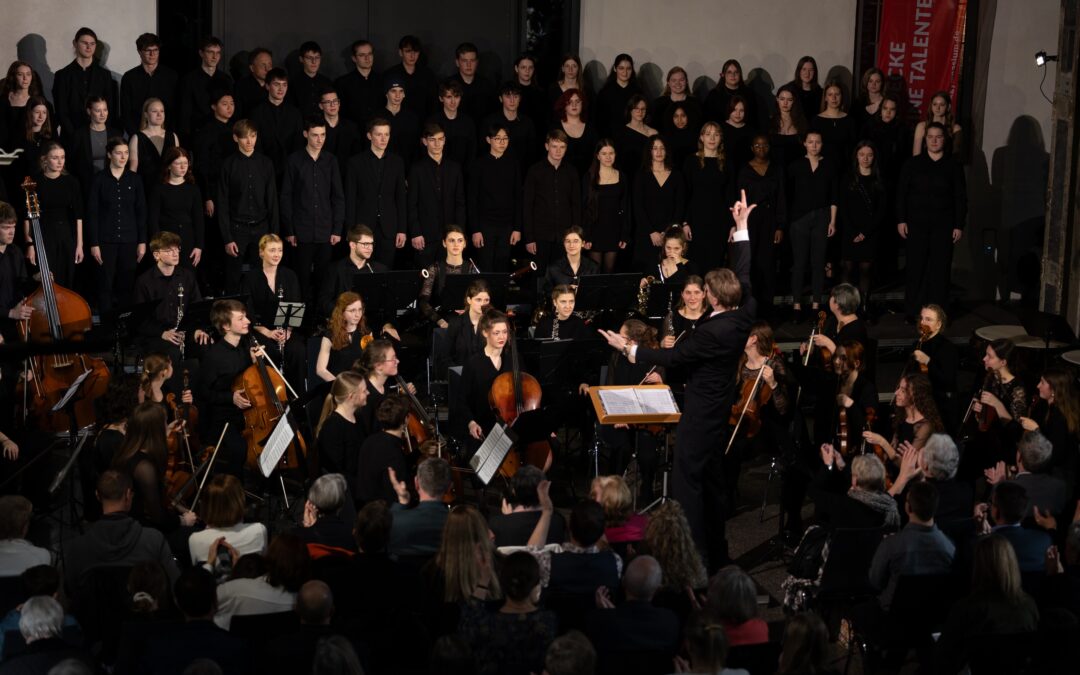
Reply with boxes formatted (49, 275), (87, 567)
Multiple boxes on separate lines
(17, 178), (110, 431)
(232, 336), (309, 477)
(487, 326), (553, 478)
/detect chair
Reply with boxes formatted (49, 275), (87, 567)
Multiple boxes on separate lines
(229, 610), (299, 646)
(814, 527), (884, 645)
(726, 641), (783, 675)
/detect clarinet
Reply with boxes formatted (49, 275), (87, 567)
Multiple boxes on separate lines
(276, 285), (286, 362)
(175, 283), (185, 361)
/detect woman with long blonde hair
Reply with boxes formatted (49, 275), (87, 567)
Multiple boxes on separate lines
(315, 371), (369, 484)
(128, 97), (179, 190)
(435, 504), (501, 603)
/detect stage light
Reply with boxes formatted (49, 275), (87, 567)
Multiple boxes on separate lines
(1035, 51), (1058, 67)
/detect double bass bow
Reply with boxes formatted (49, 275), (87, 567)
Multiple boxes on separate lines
(17, 178), (110, 431)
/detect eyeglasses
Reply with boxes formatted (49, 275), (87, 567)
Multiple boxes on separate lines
(356, 241), (375, 247)
(491, 135), (510, 141)
(381, 357), (400, 363)
(321, 98), (340, 106)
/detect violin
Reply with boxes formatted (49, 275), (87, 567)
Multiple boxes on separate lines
(862, 407), (893, 489)
(725, 351), (779, 454)
(816, 311), (833, 372)
(164, 369), (207, 505)
(915, 326), (932, 374)
(233, 336), (309, 476)
(395, 375), (458, 503)
(487, 326), (553, 478)
(16, 178), (110, 431)
(961, 371), (999, 435)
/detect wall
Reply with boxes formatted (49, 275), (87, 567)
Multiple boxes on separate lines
(579, 0), (858, 100)
(0, 1), (156, 104)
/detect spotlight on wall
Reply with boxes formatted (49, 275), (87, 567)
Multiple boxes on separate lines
(1035, 51), (1058, 67)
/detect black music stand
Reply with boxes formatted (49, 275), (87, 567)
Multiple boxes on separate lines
(644, 283), (682, 318)
(108, 298), (161, 369)
(352, 271), (424, 328)
(441, 273), (511, 311)
(1017, 309), (1077, 370)
(574, 273), (642, 314)
(518, 338), (609, 390)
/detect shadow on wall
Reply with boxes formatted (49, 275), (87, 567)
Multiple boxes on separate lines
(17, 35), (55, 104)
(990, 114), (1049, 305)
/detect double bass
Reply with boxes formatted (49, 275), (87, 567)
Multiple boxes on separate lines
(17, 178), (110, 431)
(232, 337), (309, 476)
(487, 327), (553, 478)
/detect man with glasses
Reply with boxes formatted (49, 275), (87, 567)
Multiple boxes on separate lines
(290, 41), (334, 118)
(318, 225), (387, 321)
(178, 36), (233, 141)
(120, 33), (178, 136)
(133, 231), (210, 368)
(319, 87), (360, 176)
(408, 123), (466, 269)
(346, 119), (406, 268)
(53, 27), (118, 140)
(336, 40), (381, 129)
(468, 123), (521, 273)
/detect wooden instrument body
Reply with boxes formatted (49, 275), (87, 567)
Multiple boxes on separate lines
(232, 343), (307, 474)
(487, 337), (553, 478)
(164, 372), (207, 505)
(816, 311), (833, 371)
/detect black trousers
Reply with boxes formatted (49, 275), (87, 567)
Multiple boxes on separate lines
(671, 410), (731, 568)
(530, 239), (557, 274)
(473, 226), (513, 273)
(39, 231), (76, 287)
(293, 242), (333, 307)
(224, 221), (268, 295)
(372, 232), (398, 268)
(748, 218), (777, 315)
(904, 224), (954, 319)
(96, 242), (138, 313)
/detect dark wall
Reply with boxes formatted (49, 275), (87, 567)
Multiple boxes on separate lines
(218, 0), (520, 86)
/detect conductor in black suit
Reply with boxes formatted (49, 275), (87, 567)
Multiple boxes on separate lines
(600, 190), (757, 569)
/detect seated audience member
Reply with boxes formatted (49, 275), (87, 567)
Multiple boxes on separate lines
(914, 433), (973, 521)
(459, 551), (557, 675)
(586, 555), (679, 660)
(297, 474), (357, 557)
(542, 630), (597, 675)
(674, 610), (751, 675)
(812, 449), (900, 530)
(985, 431), (1067, 520)
(978, 481), (1051, 573)
(935, 534), (1040, 672)
(0, 496), (50, 577)
(126, 560), (174, 619)
(1042, 520), (1080, 615)
(213, 534), (310, 630)
(868, 480), (955, 610)
(62, 471), (180, 593)
(429, 634), (475, 675)
(527, 486), (622, 593)
(140, 567), (247, 675)
(489, 466), (567, 547)
(776, 612), (832, 675)
(387, 458), (451, 558)
(0, 566), (80, 662)
(706, 565), (769, 647)
(590, 475), (647, 554)
(262, 580), (342, 675)
(0, 597), (94, 674)
(188, 474), (268, 565)
(644, 500), (708, 593)
(310, 634), (364, 675)
(422, 505), (500, 638)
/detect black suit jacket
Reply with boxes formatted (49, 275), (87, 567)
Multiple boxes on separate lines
(52, 60), (118, 138)
(345, 150), (407, 240)
(140, 619), (249, 675)
(585, 601), (680, 656)
(407, 157), (466, 241)
(634, 237), (755, 419)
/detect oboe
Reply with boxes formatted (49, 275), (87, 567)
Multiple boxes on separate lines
(276, 285), (286, 361)
(175, 283), (185, 360)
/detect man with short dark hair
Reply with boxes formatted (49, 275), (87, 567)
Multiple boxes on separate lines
(382, 78), (420, 169)
(235, 47), (273, 116)
(52, 27), (118, 140)
(488, 465), (566, 546)
(382, 35), (438, 123)
(62, 471), (180, 593)
(522, 130), (579, 270)
(177, 36), (233, 140)
(345, 119), (407, 268)
(386, 458), (451, 557)
(408, 122), (465, 268)
(526, 492), (622, 594)
(281, 117), (345, 306)
(450, 42), (496, 126)
(432, 79), (477, 168)
(290, 41), (334, 117)
(979, 481), (1052, 572)
(133, 231), (210, 366)
(869, 481), (955, 610)
(319, 87), (360, 176)
(336, 40), (381, 128)
(251, 68), (303, 184)
(120, 33), (178, 136)
(481, 81), (537, 167)
(318, 225), (387, 320)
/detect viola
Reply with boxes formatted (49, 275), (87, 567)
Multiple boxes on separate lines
(816, 311), (833, 372)
(915, 326), (932, 374)
(164, 369), (207, 506)
(233, 337), (309, 476)
(394, 375), (458, 503)
(16, 178), (110, 431)
(726, 351), (779, 451)
(863, 407), (893, 489)
(487, 327), (553, 478)
(961, 371), (999, 435)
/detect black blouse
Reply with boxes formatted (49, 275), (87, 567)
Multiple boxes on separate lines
(534, 314), (587, 341)
(737, 162), (787, 232)
(148, 181), (205, 252)
(31, 172), (83, 245)
(460, 352), (511, 434)
(446, 312), (485, 368)
(632, 170), (686, 239)
(241, 266), (302, 328)
(133, 130), (177, 195)
(583, 174), (630, 252)
(322, 328), (366, 379)
(317, 411), (367, 491)
(544, 255), (599, 293)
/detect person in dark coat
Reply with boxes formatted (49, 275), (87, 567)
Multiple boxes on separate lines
(52, 27), (118, 140)
(407, 122), (466, 269)
(345, 118), (407, 268)
(592, 54), (641, 139)
(119, 32), (178, 137)
(176, 36), (232, 141)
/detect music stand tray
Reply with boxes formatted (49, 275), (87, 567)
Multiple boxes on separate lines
(352, 271), (424, 327)
(180, 294), (250, 334)
(588, 385), (682, 426)
(274, 301), (305, 330)
(441, 273), (511, 311)
(574, 274), (643, 313)
(1016, 308), (1077, 349)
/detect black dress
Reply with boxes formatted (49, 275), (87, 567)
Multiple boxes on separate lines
(29, 171), (83, 287)
(614, 126), (652, 183)
(317, 411), (367, 493)
(682, 155), (733, 272)
(721, 122), (754, 177)
(148, 181), (205, 258)
(632, 169), (686, 271)
(446, 312), (485, 368)
(132, 131), (177, 196)
(322, 328), (366, 379)
(667, 124), (698, 169)
(458, 352), (511, 445)
(534, 314), (587, 340)
(768, 131), (804, 176)
(561, 121), (598, 179)
(838, 173), (886, 262)
(811, 115), (857, 166)
(650, 96), (703, 135)
(737, 162), (786, 313)
(241, 266), (307, 389)
(583, 174), (630, 253)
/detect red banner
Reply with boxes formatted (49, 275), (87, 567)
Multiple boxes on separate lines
(877, 0), (968, 116)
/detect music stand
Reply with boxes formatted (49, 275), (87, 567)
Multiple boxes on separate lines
(108, 298), (161, 369)
(644, 282), (682, 318)
(1017, 308), (1078, 370)
(441, 273), (511, 311)
(517, 338), (608, 389)
(352, 271), (424, 328)
(274, 302), (305, 330)
(179, 294), (250, 335)
(574, 274), (642, 314)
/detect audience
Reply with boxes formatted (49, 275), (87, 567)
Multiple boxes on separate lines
(776, 612), (835, 675)
(262, 580), (344, 675)
(585, 555), (680, 661)
(0, 566), (80, 663)
(674, 610), (751, 675)
(985, 431), (1068, 519)
(527, 493), (622, 594)
(706, 565), (769, 647)
(489, 466), (566, 547)
(978, 481), (1051, 573)
(590, 475), (648, 555)
(213, 534), (309, 629)
(0, 597), (94, 674)
(296, 474), (357, 557)
(0, 497), (50, 578)
(188, 474), (268, 565)
(387, 457), (450, 558)
(542, 630), (596, 675)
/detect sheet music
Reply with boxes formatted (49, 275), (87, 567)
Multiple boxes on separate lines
(635, 388), (679, 414)
(597, 388), (644, 415)
(258, 408), (295, 478)
(469, 423), (514, 484)
(51, 369), (93, 412)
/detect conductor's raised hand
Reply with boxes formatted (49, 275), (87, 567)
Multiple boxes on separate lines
(730, 189), (756, 231)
